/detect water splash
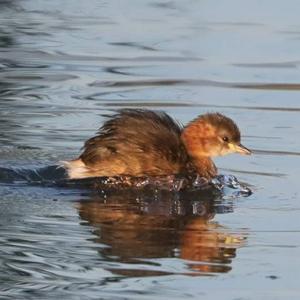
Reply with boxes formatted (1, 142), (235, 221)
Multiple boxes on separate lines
(212, 175), (252, 198)
(0, 165), (252, 199)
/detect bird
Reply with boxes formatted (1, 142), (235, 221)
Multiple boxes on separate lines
(63, 109), (251, 180)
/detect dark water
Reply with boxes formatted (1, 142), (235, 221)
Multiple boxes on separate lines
(1, 0), (300, 299)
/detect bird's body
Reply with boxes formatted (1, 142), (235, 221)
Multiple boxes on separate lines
(63, 109), (250, 180)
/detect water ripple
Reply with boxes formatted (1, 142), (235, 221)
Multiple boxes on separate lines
(89, 78), (300, 92)
(253, 149), (300, 157)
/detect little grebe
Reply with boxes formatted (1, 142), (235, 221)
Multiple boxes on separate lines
(63, 109), (251, 180)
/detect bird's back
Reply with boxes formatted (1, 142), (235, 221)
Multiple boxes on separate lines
(74, 109), (191, 177)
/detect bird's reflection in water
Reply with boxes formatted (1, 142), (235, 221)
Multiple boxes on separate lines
(76, 190), (247, 276)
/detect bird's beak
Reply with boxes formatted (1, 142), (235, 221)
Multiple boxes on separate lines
(234, 143), (252, 155)
(228, 142), (251, 155)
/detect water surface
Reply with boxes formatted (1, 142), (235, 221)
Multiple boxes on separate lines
(1, 0), (300, 299)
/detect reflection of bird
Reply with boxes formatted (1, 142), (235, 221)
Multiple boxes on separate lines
(64, 109), (251, 179)
(180, 218), (245, 273)
(77, 192), (246, 275)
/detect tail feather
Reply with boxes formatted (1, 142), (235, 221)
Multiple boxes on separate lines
(60, 159), (90, 179)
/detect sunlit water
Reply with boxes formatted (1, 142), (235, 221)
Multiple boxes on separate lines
(1, 0), (300, 299)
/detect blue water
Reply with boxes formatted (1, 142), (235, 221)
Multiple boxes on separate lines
(1, 1), (300, 299)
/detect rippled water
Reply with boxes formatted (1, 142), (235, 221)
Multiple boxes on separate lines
(1, 0), (300, 299)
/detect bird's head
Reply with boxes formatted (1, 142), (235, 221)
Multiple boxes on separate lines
(181, 112), (251, 158)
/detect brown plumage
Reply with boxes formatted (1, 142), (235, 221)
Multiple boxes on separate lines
(63, 109), (251, 180)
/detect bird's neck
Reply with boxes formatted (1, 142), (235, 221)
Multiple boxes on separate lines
(190, 156), (217, 179)
(181, 122), (217, 179)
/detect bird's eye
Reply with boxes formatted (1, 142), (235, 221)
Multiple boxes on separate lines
(222, 136), (229, 142)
